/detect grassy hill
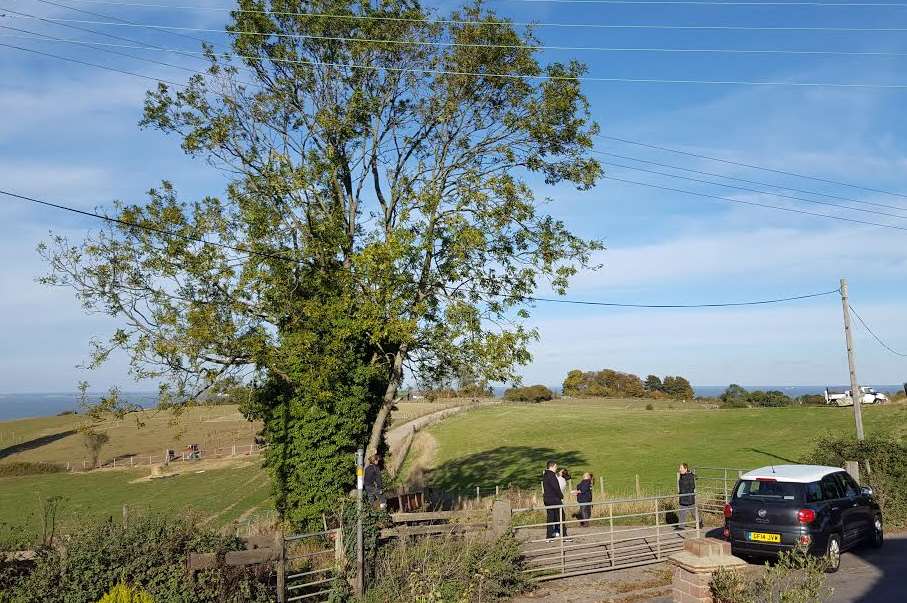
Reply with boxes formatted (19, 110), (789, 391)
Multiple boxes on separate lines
(417, 399), (907, 496)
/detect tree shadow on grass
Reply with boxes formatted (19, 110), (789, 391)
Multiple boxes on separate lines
(741, 448), (799, 464)
(0, 430), (77, 460)
(424, 446), (587, 493)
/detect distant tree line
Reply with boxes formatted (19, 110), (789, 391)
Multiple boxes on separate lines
(719, 384), (825, 408)
(503, 385), (555, 403)
(562, 369), (695, 400)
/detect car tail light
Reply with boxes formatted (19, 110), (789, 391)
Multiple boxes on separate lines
(798, 509), (816, 524)
(756, 477), (777, 482)
(799, 535), (812, 545)
(724, 503), (733, 518)
(723, 527), (730, 539)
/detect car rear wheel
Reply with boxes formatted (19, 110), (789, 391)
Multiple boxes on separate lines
(825, 534), (841, 573)
(870, 517), (884, 549)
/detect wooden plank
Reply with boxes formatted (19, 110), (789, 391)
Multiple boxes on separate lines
(188, 548), (277, 571)
(390, 511), (470, 523)
(381, 523), (487, 538)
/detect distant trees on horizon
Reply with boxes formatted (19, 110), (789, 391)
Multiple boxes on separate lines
(562, 369), (694, 400)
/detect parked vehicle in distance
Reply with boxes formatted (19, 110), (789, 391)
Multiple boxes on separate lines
(723, 464), (883, 572)
(824, 386), (888, 406)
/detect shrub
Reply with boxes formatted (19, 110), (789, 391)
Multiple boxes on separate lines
(803, 434), (907, 528)
(5, 513), (273, 603)
(97, 583), (155, 603)
(503, 385), (554, 403)
(645, 403), (654, 411)
(56, 410), (77, 416)
(710, 545), (831, 603)
(0, 463), (66, 477)
(365, 532), (528, 602)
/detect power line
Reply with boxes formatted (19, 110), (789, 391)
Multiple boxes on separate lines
(594, 150), (907, 212)
(0, 189), (300, 263)
(7, 28), (907, 90)
(2, 188), (844, 310)
(600, 135), (907, 200)
(13, 12), (907, 33)
(39, 0), (907, 15)
(8, 23), (907, 58)
(604, 159), (907, 219)
(849, 303), (907, 357)
(606, 175), (907, 231)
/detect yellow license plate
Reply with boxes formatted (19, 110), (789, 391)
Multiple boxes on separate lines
(748, 532), (781, 543)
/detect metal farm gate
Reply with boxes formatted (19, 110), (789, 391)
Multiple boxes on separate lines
(278, 529), (342, 603)
(510, 493), (701, 580)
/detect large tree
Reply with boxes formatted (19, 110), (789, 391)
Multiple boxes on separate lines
(40, 0), (602, 524)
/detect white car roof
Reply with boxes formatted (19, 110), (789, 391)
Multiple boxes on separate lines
(740, 464), (842, 483)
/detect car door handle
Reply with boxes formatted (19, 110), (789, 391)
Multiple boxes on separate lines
(831, 506), (840, 511)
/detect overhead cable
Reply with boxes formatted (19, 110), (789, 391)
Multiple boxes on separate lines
(849, 304), (907, 357)
(600, 136), (907, 200)
(594, 150), (907, 212)
(604, 160), (907, 219)
(606, 176), (907, 231)
(1, 188), (843, 310)
(6, 30), (907, 89)
(12, 12), (907, 32)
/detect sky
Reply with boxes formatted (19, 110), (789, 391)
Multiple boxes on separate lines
(1, 0), (906, 394)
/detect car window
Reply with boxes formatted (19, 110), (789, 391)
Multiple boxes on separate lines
(805, 482), (823, 502)
(820, 475), (843, 500)
(835, 472), (859, 497)
(735, 480), (802, 501)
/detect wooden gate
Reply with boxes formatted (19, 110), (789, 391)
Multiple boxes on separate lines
(511, 493), (700, 580)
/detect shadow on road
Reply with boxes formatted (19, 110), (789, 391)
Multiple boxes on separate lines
(426, 446), (587, 492)
(0, 430), (77, 460)
(845, 535), (907, 603)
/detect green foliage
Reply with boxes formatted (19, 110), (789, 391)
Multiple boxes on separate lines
(81, 429), (110, 467)
(503, 385), (554, 403)
(96, 583), (155, 603)
(4, 513), (273, 603)
(720, 384), (749, 407)
(797, 394), (826, 406)
(710, 546), (831, 603)
(0, 463), (65, 477)
(645, 403), (654, 411)
(41, 0), (603, 526)
(719, 386), (793, 409)
(365, 533), (528, 602)
(563, 369), (693, 399)
(803, 434), (907, 527)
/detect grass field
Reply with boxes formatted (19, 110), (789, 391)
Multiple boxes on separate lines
(418, 399), (907, 496)
(0, 460), (273, 534)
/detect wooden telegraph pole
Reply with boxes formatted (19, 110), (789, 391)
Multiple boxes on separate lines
(839, 278), (865, 441)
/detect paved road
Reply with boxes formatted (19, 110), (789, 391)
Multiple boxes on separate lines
(825, 533), (907, 603)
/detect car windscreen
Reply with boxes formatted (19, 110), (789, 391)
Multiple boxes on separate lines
(734, 479), (803, 502)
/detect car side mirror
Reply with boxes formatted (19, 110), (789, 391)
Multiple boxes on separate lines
(861, 486), (874, 497)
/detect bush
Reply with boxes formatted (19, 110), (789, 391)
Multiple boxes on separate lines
(366, 533), (528, 602)
(503, 385), (554, 403)
(56, 410), (77, 416)
(710, 545), (831, 603)
(803, 434), (907, 528)
(4, 513), (273, 603)
(97, 583), (155, 603)
(645, 403), (654, 411)
(0, 463), (66, 477)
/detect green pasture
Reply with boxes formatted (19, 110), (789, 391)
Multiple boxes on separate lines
(420, 399), (907, 495)
(0, 462), (272, 534)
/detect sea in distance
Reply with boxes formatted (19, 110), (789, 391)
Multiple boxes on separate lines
(2, 384), (904, 422)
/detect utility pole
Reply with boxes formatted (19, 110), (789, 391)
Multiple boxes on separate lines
(839, 278), (865, 441)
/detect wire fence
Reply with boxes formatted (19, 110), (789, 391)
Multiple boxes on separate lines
(22, 441), (266, 472)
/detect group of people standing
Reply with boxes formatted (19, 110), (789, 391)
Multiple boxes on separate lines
(542, 460), (696, 540)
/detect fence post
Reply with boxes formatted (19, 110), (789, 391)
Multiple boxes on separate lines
(599, 475), (605, 498)
(694, 501), (701, 539)
(845, 460), (861, 484)
(608, 502), (615, 566)
(492, 499), (512, 538)
(232, 444), (236, 457)
(559, 507), (566, 573)
(635, 474), (641, 498)
(355, 448), (364, 598)
(122, 504), (128, 528)
(275, 533), (286, 603)
(130, 456), (134, 467)
(495, 485), (500, 498)
(723, 468), (729, 502)
(655, 498), (661, 559)
(475, 486), (480, 502)
(112, 458), (116, 468)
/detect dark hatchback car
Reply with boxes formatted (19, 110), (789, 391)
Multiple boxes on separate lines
(723, 464), (883, 572)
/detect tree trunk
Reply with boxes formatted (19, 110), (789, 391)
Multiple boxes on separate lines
(366, 348), (406, 457)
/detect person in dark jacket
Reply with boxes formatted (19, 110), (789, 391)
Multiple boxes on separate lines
(575, 472), (594, 527)
(542, 460), (563, 539)
(677, 463), (695, 530)
(364, 454), (385, 509)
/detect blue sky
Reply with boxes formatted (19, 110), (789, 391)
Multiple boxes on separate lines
(1, 0), (906, 393)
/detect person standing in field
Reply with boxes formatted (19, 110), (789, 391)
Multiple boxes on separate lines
(576, 472), (594, 527)
(677, 463), (696, 530)
(364, 454), (386, 509)
(557, 468), (571, 538)
(542, 460), (563, 539)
